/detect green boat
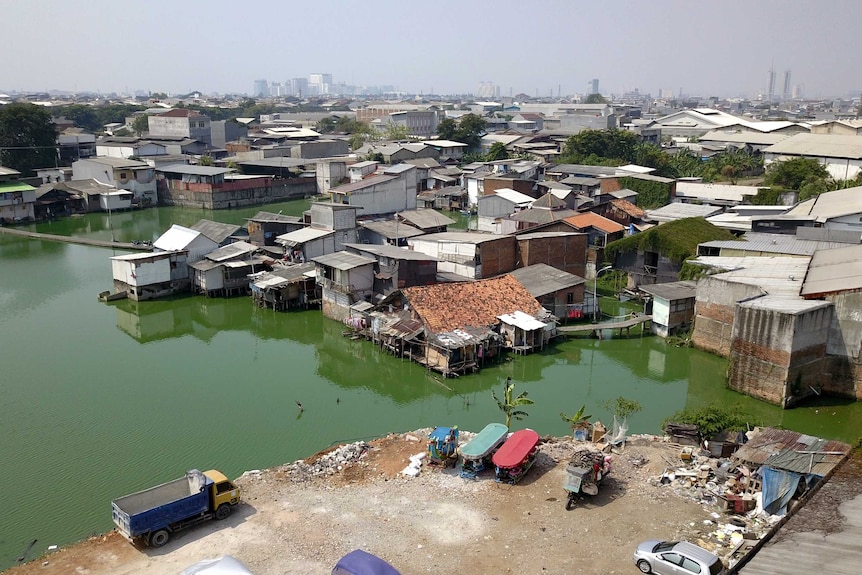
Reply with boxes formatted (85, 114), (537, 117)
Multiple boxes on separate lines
(459, 423), (509, 479)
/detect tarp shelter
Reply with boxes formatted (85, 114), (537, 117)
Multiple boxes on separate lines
(760, 467), (818, 516)
(179, 555), (254, 575)
(332, 549), (402, 575)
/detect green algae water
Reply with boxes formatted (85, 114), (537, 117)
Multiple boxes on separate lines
(1, 202), (861, 571)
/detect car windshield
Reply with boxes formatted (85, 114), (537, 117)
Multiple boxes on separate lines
(653, 541), (678, 553)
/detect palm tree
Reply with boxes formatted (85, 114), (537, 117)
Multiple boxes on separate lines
(492, 377), (534, 428)
(560, 405), (592, 431)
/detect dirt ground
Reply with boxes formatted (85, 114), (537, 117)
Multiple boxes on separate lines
(6, 433), (717, 575)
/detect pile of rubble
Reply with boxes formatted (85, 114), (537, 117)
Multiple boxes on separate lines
(652, 446), (779, 562)
(276, 441), (371, 482)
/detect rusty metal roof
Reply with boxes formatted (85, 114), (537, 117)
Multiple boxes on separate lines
(733, 427), (849, 476)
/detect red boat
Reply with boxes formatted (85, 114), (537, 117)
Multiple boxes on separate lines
(492, 428), (540, 484)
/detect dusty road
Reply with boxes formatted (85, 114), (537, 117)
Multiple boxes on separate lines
(7, 434), (715, 575)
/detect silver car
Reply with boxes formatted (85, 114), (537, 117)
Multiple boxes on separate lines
(633, 540), (726, 575)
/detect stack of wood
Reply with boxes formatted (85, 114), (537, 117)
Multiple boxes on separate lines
(664, 423), (700, 445)
(571, 445), (605, 469)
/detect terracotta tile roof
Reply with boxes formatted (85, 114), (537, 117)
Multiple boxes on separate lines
(563, 212), (626, 233)
(402, 275), (542, 333)
(610, 198), (646, 218)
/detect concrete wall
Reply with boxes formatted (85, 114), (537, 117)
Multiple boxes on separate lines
(728, 303), (831, 407)
(691, 277), (764, 356)
(159, 179), (316, 209)
(334, 178), (416, 216)
(291, 139), (349, 159)
(317, 161), (348, 195)
(824, 289), (862, 359)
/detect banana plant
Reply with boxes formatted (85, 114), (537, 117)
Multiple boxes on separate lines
(492, 377), (533, 428)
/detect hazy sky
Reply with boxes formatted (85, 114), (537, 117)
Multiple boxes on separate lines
(4, 0), (861, 98)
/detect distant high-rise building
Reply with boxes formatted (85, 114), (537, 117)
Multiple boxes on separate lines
(308, 73), (333, 96)
(253, 79), (269, 98)
(290, 77), (309, 98)
(767, 66), (776, 102)
(783, 69), (792, 101)
(477, 81), (499, 99)
(589, 79), (599, 95)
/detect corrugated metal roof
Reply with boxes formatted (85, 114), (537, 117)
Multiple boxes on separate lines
(332, 174), (397, 194)
(639, 280), (697, 301)
(690, 256), (810, 298)
(733, 427), (849, 476)
(411, 231), (506, 245)
(801, 243), (862, 296)
(344, 243), (438, 261)
(110, 251), (180, 262)
(699, 232), (851, 256)
(158, 164), (233, 176)
(497, 310), (547, 331)
(563, 212), (626, 233)
(312, 251), (375, 270)
(508, 264), (585, 298)
(247, 211), (302, 223)
(675, 182), (764, 203)
(205, 241), (257, 262)
(738, 294), (831, 314)
(764, 133), (862, 160)
(360, 220), (424, 239)
(190, 219), (242, 244)
(275, 227), (334, 245)
(154, 224), (202, 251)
(398, 208), (455, 230)
(646, 203), (722, 222)
(699, 129), (789, 146)
(785, 185), (862, 222)
(492, 188), (535, 205)
(0, 181), (36, 192)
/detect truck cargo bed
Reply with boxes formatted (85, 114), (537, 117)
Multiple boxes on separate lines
(112, 470), (212, 539)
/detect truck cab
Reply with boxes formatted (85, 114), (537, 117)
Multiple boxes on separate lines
(204, 469), (241, 514)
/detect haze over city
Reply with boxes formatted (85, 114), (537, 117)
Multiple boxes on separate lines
(4, 0), (861, 99)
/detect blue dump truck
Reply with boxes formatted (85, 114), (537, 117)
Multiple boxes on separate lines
(111, 469), (240, 547)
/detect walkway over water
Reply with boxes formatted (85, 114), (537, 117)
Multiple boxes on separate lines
(0, 226), (150, 250)
(558, 314), (652, 338)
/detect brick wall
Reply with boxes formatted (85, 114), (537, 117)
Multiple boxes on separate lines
(484, 178), (536, 198)
(479, 236), (518, 278)
(517, 234), (587, 277)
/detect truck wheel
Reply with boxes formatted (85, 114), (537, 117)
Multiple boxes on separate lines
(149, 529), (170, 547)
(215, 504), (231, 520)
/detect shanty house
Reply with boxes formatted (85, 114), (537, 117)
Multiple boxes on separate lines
(639, 280), (698, 337)
(313, 251), (376, 321)
(250, 262), (318, 311)
(374, 274), (549, 376)
(344, 243), (438, 298)
(190, 241), (261, 297)
(397, 208), (454, 234)
(110, 250), (189, 301)
(509, 263), (586, 322)
(246, 211), (304, 246)
(407, 232), (518, 280)
(153, 224), (219, 264)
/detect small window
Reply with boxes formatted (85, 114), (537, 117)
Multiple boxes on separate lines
(215, 481), (234, 494)
(566, 292), (574, 305)
(680, 557), (702, 573)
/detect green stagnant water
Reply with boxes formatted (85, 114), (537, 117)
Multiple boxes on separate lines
(1, 201), (860, 571)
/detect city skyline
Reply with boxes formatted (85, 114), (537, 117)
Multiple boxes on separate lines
(3, 0), (862, 99)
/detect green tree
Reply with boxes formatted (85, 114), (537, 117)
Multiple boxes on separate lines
(560, 405), (592, 431)
(492, 377), (533, 428)
(584, 93), (607, 104)
(560, 128), (639, 165)
(436, 118), (457, 140)
(454, 114), (486, 151)
(0, 103), (58, 176)
(485, 141), (509, 161)
(384, 123), (412, 140)
(198, 155), (214, 166)
(764, 157), (830, 190)
(316, 117), (337, 133)
(599, 396), (642, 423)
(132, 114), (149, 136)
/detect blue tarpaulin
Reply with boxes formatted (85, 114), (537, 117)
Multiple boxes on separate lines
(760, 466), (817, 516)
(332, 550), (402, 575)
